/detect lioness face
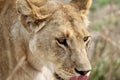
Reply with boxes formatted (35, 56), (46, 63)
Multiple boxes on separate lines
(17, 0), (92, 80)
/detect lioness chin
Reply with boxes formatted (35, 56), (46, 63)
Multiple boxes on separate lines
(1, 0), (92, 80)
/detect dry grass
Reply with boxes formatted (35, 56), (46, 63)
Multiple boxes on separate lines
(88, 0), (120, 80)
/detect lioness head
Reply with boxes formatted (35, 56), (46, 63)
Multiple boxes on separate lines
(16, 0), (92, 80)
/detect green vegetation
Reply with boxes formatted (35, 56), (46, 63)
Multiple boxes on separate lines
(91, 0), (109, 11)
(89, 0), (120, 80)
(90, 54), (120, 80)
(114, 0), (120, 5)
(91, 0), (120, 11)
(93, 23), (101, 30)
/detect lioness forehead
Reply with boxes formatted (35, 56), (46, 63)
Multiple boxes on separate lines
(48, 1), (90, 37)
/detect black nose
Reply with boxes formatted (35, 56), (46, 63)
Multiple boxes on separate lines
(75, 68), (90, 75)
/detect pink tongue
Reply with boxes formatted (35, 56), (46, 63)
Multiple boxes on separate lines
(70, 75), (88, 80)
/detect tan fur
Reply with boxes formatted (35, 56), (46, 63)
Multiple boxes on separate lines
(0, 0), (92, 80)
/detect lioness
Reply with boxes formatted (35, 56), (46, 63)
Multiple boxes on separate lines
(0, 0), (92, 80)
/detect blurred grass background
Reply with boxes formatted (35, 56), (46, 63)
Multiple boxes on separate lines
(88, 0), (120, 80)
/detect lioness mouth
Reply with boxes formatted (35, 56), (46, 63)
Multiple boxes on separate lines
(54, 73), (88, 80)
(54, 73), (64, 80)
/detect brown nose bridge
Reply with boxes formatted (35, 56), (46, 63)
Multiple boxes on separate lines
(70, 37), (91, 71)
(75, 50), (92, 71)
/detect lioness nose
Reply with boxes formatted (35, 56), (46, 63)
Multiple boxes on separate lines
(75, 68), (90, 75)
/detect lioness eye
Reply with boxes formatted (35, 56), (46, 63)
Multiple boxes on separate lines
(34, 20), (40, 25)
(57, 38), (68, 47)
(83, 36), (90, 42)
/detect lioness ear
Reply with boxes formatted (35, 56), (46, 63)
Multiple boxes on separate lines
(16, 0), (51, 32)
(16, 0), (47, 16)
(16, 0), (32, 15)
(70, 0), (92, 14)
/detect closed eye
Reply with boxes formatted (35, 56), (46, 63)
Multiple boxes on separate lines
(56, 38), (68, 47)
(83, 36), (91, 50)
(34, 19), (40, 25)
(83, 36), (90, 42)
